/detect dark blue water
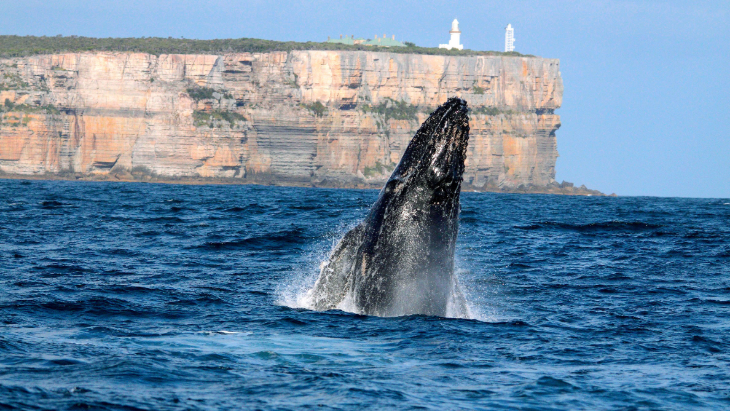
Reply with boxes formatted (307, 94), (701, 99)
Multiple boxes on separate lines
(1, 179), (728, 410)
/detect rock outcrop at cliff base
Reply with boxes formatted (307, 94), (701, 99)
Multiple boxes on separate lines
(0, 50), (595, 194)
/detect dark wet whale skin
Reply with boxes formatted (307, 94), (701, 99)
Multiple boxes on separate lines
(310, 98), (470, 317)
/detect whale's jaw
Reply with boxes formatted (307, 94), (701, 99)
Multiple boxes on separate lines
(308, 98), (470, 318)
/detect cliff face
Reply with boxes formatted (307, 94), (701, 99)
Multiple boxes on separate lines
(0, 51), (565, 191)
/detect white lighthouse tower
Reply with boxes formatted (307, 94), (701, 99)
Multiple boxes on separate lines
(439, 19), (463, 50)
(505, 24), (515, 52)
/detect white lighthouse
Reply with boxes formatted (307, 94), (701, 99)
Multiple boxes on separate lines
(505, 24), (515, 52)
(439, 19), (463, 50)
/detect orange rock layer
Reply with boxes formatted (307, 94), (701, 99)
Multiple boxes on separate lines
(0, 51), (564, 191)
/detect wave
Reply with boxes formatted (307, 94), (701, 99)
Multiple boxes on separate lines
(216, 204), (267, 213)
(38, 263), (88, 274)
(133, 230), (161, 237)
(13, 297), (159, 318)
(195, 228), (307, 250)
(515, 220), (662, 232)
(141, 216), (187, 223)
(99, 285), (160, 295)
(166, 295), (227, 307)
(40, 200), (66, 209)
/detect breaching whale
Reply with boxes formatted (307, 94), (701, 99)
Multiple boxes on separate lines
(306, 97), (471, 318)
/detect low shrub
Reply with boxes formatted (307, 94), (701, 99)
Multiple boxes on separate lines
(186, 87), (216, 101)
(470, 106), (517, 116)
(0, 100), (60, 115)
(193, 109), (246, 128)
(300, 101), (328, 117)
(360, 98), (420, 122)
(363, 161), (395, 178)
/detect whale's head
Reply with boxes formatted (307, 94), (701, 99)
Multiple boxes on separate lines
(382, 98), (470, 206)
(353, 97), (470, 317)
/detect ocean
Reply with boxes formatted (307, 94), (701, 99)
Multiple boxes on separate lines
(1, 179), (728, 410)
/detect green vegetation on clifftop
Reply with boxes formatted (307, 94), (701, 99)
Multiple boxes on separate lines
(0, 35), (535, 58)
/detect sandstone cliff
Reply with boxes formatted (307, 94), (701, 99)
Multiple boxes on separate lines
(0, 50), (585, 193)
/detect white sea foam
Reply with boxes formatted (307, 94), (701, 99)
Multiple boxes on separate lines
(277, 243), (500, 321)
(277, 216), (358, 302)
(275, 229), (345, 310)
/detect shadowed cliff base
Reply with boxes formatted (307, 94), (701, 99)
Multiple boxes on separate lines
(0, 171), (610, 196)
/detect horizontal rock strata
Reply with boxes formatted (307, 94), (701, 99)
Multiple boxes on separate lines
(0, 50), (580, 193)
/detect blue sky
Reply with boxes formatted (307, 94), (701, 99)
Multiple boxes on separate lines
(2, 0), (728, 198)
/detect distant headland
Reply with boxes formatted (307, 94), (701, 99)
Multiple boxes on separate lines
(0, 36), (604, 195)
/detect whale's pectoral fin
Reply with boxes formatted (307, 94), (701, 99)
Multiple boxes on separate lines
(309, 224), (366, 310)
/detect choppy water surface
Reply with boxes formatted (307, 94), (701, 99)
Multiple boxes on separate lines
(1, 180), (728, 410)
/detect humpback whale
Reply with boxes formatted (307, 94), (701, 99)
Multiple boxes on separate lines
(307, 98), (470, 318)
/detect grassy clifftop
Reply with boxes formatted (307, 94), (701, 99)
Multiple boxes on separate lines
(0, 35), (534, 58)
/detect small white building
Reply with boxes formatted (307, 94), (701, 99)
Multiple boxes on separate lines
(505, 24), (515, 52)
(439, 19), (463, 50)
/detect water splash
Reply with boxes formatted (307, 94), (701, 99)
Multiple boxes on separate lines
(276, 220), (355, 310)
(277, 240), (492, 321)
